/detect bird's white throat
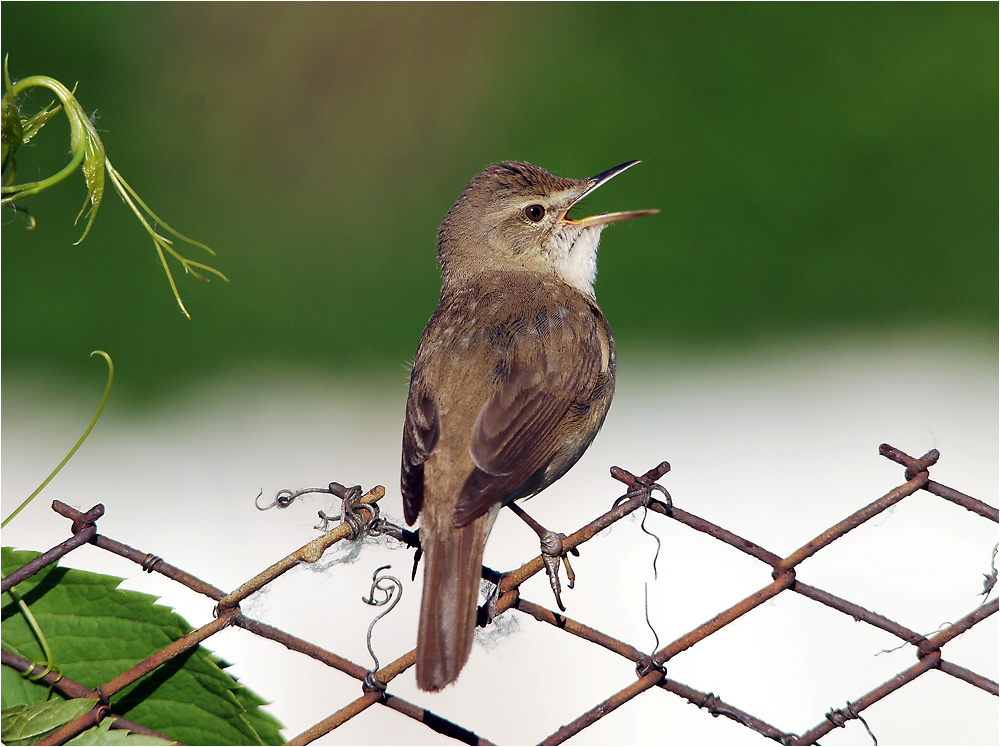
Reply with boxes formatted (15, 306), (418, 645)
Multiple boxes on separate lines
(552, 225), (603, 298)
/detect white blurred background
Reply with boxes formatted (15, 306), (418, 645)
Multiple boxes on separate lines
(3, 335), (997, 745)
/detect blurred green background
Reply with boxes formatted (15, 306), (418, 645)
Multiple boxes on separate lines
(2, 3), (996, 404)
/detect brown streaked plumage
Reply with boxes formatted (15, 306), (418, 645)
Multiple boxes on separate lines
(402, 161), (656, 691)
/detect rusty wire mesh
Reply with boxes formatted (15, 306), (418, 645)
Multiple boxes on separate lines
(2, 442), (997, 745)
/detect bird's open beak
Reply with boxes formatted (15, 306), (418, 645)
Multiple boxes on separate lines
(563, 160), (659, 228)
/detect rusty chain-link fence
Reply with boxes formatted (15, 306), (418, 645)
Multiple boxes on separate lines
(2, 442), (997, 745)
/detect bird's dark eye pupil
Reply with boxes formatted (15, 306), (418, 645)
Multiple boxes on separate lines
(525, 204), (545, 222)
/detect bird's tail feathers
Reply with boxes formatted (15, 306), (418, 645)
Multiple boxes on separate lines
(415, 514), (491, 691)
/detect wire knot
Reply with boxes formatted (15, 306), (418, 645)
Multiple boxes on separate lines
(635, 654), (665, 680)
(69, 503), (105, 535)
(256, 481), (384, 538)
(611, 462), (672, 511)
(362, 671), (387, 696)
(337, 485), (379, 539)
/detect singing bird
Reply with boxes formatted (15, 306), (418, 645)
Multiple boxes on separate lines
(401, 161), (656, 691)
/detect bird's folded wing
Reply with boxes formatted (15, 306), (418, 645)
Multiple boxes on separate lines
(453, 329), (601, 527)
(401, 391), (439, 525)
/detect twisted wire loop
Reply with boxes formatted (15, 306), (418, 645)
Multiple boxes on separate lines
(140, 554), (162, 573)
(697, 692), (796, 742)
(825, 701), (878, 745)
(611, 462), (673, 510)
(611, 462), (672, 579)
(332, 484), (381, 538)
(361, 564), (403, 695)
(254, 481), (388, 540)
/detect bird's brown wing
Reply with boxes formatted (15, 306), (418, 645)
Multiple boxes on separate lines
(453, 305), (605, 527)
(401, 388), (439, 525)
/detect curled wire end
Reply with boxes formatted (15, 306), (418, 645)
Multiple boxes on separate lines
(253, 489), (271, 510)
(257, 483), (372, 518)
(315, 509), (337, 532)
(362, 565), (402, 607)
(255, 486), (320, 511)
(362, 565), (403, 691)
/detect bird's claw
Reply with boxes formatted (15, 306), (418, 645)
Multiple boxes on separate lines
(539, 530), (575, 611)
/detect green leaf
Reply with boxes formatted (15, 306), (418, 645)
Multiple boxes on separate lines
(1, 698), (95, 745)
(1, 549), (283, 745)
(66, 717), (175, 746)
(1, 665), (45, 711)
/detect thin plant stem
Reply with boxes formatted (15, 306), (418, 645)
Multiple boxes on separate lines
(1, 351), (114, 529)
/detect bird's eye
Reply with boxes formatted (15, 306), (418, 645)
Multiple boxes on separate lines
(524, 204), (546, 222)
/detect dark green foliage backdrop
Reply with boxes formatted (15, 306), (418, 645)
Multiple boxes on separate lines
(2, 3), (996, 402)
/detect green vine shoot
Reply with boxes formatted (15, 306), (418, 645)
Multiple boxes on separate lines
(1, 57), (227, 318)
(1, 351), (114, 530)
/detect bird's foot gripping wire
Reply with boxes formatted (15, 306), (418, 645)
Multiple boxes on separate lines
(507, 501), (579, 612)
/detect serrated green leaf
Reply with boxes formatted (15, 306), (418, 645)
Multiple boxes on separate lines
(1, 697), (95, 744)
(228, 679), (284, 746)
(65, 717), (176, 746)
(2, 549), (283, 745)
